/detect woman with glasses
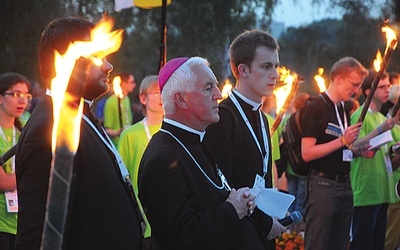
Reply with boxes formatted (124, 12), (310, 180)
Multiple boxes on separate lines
(0, 72), (30, 250)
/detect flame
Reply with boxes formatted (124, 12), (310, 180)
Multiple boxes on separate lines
(51, 17), (124, 153)
(373, 50), (383, 72)
(112, 76), (124, 98)
(314, 67), (326, 92)
(274, 66), (295, 114)
(219, 79), (233, 103)
(382, 25), (398, 53)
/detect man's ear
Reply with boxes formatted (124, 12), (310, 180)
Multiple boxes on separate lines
(238, 64), (248, 78)
(139, 93), (146, 106)
(173, 92), (187, 109)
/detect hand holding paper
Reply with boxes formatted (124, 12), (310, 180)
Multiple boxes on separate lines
(369, 130), (393, 150)
(250, 188), (295, 219)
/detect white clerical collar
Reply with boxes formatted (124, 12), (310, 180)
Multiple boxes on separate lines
(46, 88), (93, 108)
(164, 118), (206, 142)
(232, 89), (261, 111)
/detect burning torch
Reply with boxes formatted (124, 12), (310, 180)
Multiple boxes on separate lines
(357, 24), (398, 123)
(314, 67), (326, 93)
(112, 76), (124, 129)
(219, 79), (233, 103)
(270, 66), (303, 136)
(41, 17), (123, 250)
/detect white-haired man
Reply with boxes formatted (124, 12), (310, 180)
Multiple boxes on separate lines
(138, 57), (265, 249)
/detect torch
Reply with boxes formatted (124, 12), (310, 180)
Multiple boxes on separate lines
(112, 76), (124, 129)
(219, 79), (233, 103)
(270, 66), (303, 136)
(41, 17), (123, 250)
(314, 67), (326, 93)
(357, 25), (398, 123)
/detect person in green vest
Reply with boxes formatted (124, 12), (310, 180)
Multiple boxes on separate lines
(118, 75), (163, 248)
(104, 72), (136, 146)
(350, 69), (398, 250)
(0, 72), (31, 249)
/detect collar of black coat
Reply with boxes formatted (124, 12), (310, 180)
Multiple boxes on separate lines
(46, 88), (94, 108)
(232, 89), (261, 111)
(164, 118), (205, 142)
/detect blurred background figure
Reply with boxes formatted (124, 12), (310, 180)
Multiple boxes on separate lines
(104, 72), (136, 146)
(284, 92), (310, 234)
(118, 75), (163, 248)
(380, 72), (400, 116)
(345, 97), (360, 116)
(0, 72), (31, 250)
(350, 70), (398, 250)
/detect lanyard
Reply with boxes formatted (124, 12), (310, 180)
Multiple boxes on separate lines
(0, 126), (16, 173)
(142, 118), (152, 142)
(82, 115), (130, 184)
(325, 92), (347, 134)
(160, 128), (231, 191)
(229, 92), (269, 175)
(334, 103), (347, 135)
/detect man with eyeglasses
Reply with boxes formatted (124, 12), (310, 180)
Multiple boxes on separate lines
(301, 57), (375, 250)
(350, 69), (400, 250)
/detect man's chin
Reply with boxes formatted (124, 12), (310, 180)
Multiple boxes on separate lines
(96, 85), (110, 99)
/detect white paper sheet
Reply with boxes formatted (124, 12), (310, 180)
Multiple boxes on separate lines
(251, 188), (295, 219)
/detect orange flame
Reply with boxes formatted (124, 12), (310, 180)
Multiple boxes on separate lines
(373, 50), (383, 72)
(274, 66), (295, 114)
(220, 79), (233, 102)
(112, 76), (124, 98)
(382, 25), (398, 53)
(51, 17), (124, 153)
(314, 67), (326, 92)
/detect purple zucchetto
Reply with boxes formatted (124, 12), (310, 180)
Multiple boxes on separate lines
(158, 57), (189, 92)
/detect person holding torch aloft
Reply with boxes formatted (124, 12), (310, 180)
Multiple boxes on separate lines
(350, 69), (399, 250)
(104, 72), (136, 146)
(14, 17), (142, 250)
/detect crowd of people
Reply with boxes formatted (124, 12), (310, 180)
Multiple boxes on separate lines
(0, 15), (399, 250)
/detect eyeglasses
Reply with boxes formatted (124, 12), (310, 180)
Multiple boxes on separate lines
(344, 78), (362, 89)
(3, 92), (32, 100)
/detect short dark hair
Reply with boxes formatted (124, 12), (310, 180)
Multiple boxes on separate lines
(361, 69), (389, 97)
(38, 17), (95, 87)
(229, 30), (279, 79)
(0, 72), (31, 131)
(0, 72), (31, 94)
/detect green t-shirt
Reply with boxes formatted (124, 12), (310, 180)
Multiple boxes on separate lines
(104, 95), (133, 146)
(351, 107), (397, 206)
(265, 113), (280, 162)
(0, 127), (19, 235)
(118, 119), (161, 238)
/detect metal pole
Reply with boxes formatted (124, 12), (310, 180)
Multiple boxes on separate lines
(159, 0), (167, 71)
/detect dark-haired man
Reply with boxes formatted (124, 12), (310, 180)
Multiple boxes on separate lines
(15, 17), (142, 249)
